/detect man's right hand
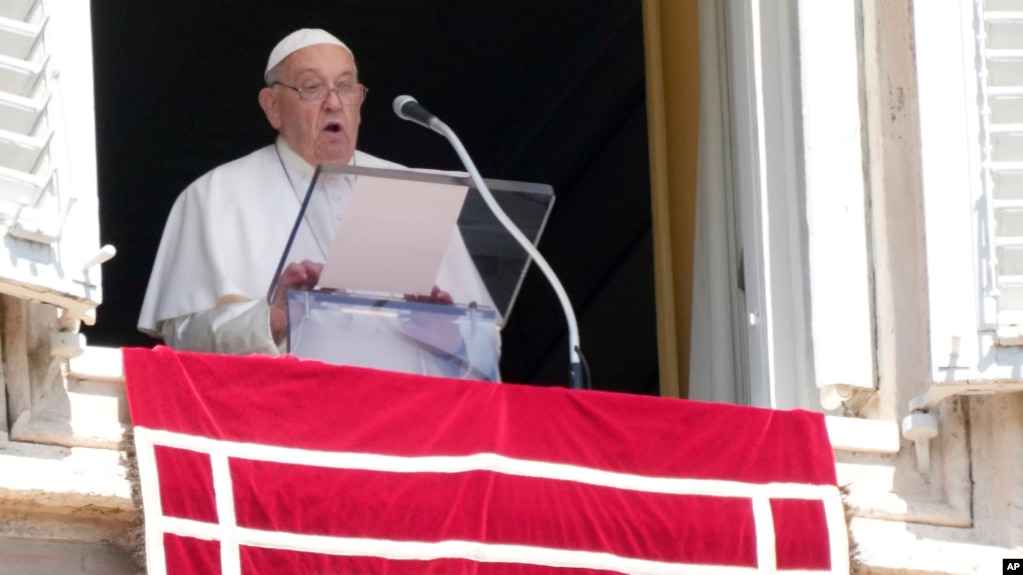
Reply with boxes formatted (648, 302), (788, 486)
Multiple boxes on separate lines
(270, 260), (323, 343)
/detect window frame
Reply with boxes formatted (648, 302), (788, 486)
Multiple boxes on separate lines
(725, 0), (876, 411)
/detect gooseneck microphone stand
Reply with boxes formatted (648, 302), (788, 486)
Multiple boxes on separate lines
(393, 96), (584, 389)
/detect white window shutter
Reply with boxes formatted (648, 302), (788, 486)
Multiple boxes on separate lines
(981, 7), (1023, 344)
(796, 0), (876, 409)
(914, 0), (1023, 406)
(0, 0), (106, 325)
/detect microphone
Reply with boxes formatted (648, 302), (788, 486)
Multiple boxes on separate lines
(393, 95), (442, 133)
(391, 94), (585, 389)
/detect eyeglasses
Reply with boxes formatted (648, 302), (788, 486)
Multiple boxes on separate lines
(272, 81), (368, 104)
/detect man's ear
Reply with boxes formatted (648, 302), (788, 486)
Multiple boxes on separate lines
(258, 87), (282, 130)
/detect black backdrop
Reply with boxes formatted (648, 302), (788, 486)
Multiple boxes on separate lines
(87, 0), (658, 394)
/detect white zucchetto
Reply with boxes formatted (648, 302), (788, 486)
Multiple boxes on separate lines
(264, 28), (351, 83)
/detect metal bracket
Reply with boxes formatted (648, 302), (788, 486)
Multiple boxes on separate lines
(901, 412), (938, 472)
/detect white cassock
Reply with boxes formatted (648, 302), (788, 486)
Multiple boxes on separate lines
(138, 137), (500, 380)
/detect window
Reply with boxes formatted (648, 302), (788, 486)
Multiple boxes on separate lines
(0, 0), (109, 444)
(978, 4), (1023, 345)
(0, 0), (106, 323)
(691, 0), (875, 411)
(916, 0), (1023, 391)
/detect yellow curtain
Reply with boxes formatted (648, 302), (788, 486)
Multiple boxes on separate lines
(642, 0), (700, 398)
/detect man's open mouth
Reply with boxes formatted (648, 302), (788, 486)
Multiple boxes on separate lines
(324, 122), (342, 133)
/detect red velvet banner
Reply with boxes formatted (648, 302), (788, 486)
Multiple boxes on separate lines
(123, 346), (847, 575)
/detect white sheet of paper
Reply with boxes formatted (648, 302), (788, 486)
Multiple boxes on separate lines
(317, 174), (468, 296)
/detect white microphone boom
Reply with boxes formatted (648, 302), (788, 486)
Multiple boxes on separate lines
(392, 95), (584, 389)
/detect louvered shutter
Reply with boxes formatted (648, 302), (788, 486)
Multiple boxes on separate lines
(0, 0), (105, 324)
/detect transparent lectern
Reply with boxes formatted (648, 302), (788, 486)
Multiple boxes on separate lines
(268, 163), (554, 382)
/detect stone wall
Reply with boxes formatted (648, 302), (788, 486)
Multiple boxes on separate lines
(0, 536), (138, 575)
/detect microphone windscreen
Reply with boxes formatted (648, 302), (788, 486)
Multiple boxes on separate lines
(393, 95), (418, 119)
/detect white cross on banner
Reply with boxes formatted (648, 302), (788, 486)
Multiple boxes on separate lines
(122, 346), (849, 575)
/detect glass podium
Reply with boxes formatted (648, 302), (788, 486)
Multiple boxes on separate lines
(269, 163), (554, 381)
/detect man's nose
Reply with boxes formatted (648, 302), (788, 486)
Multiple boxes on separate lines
(322, 89), (344, 110)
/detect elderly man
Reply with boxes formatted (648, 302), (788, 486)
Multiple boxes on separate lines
(138, 29), (498, 379)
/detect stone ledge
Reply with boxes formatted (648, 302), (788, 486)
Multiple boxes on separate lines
(0, 511), (135, 548)
(11, 377), (129, 450)
(826, 415), (901, 454)
(849, 516), (1017, 575)
(0, 440), (132, 515)
(0, 535), (141, 574)
(68, 346), (124, 383)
